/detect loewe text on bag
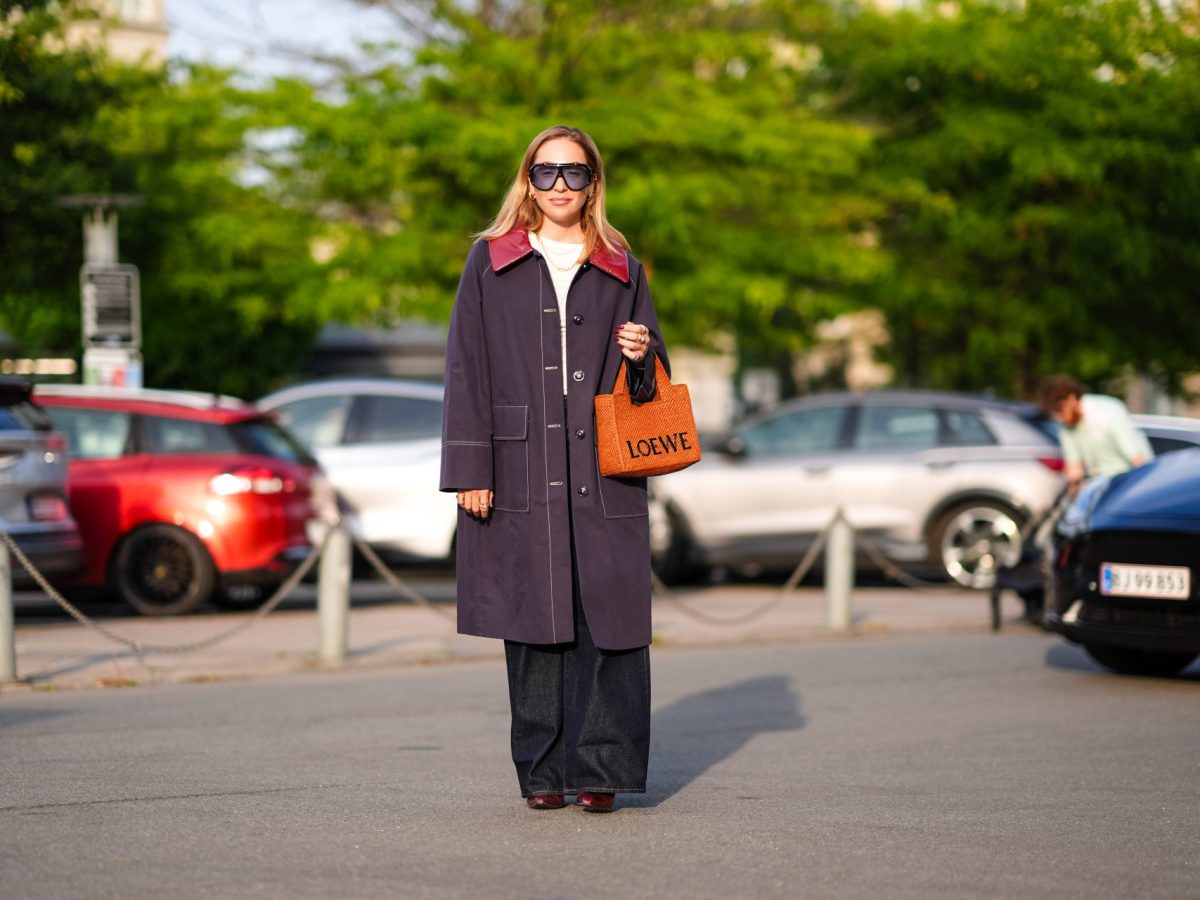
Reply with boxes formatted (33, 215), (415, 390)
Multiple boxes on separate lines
(594, 357), (702, 478)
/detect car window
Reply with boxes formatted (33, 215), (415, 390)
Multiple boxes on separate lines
(229, 418), (316, 465)
(738, 405), (847, 457)
(272, 395), (352, 449)
(143, 415), (239, 455)
(1147, 435), (1199, 456)
(45, 407), (133, 460)
(352, 395), (443, 444)
(856, 405), (939, 451)
(0, 400), (53, 432)
(940, 410), (996, 446)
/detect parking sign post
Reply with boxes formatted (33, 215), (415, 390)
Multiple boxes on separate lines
(0, 541), (17, 684)
(317, 527), (351, 665)
(826, 509), (854, 631)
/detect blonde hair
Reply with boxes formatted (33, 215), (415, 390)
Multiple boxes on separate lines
(478, 125), (629, 261)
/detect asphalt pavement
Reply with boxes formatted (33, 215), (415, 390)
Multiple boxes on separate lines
(2, 633), (1198, 899)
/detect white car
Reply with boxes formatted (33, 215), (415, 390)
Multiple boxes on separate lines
(257, 379), (454, 562)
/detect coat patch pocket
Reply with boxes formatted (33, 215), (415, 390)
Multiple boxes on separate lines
(492, 404), (529, 513)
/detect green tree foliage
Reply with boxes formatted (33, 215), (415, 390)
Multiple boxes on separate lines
(4, 0), (1198, 399)
(0, 0), (145, 352)
(0, 2), (320, 396)
(103, 70), (323, 397)
(823, 0), (1200, 396)
(273, 0), (885, 387)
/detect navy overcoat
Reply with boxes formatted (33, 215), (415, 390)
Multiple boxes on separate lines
(439, 227), (668, 650)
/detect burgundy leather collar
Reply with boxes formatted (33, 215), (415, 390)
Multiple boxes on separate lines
(488, 227), (630, 284)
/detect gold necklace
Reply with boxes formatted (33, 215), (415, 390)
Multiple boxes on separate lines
(532, 232), (583, 272)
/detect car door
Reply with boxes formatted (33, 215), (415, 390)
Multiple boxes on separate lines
(42, 404), (148, 584)
(679, 402), (851, 566)
(829, 401), (945, 549)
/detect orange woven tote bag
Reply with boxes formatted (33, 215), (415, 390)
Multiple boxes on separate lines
(594, 357), (702, 477)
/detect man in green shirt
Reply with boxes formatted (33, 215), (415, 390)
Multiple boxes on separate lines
(1040, 376), (1153, 495)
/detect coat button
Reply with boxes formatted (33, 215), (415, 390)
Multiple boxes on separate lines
(577, 486), (589, 497)
(572, 314), (584, 325)
(572, 370), (584, 382)
(575, 429), (586, 439)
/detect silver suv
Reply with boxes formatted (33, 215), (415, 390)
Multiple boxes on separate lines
(0, 378), (83, 583)
(651, 391), (1065, 589)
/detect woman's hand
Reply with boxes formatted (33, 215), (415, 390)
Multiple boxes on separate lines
(615, 321), (651, 363)
(456, 489), (494, 520)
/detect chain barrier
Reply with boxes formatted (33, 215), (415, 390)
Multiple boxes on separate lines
(853, 534), (967, 593)
(650, 527), (829, 626)
(0, 528), (330, 660)
(649, 512), (1002, 627)
(3, 505), (1003, 674)
(350, 535), (457, 623)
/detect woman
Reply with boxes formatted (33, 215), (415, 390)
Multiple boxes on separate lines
(440, 125), (667, 813)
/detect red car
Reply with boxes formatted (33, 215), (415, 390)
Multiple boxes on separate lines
(36, 386), (335, 615)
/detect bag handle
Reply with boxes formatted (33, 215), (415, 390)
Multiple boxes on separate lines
(613, 354), (671, 399)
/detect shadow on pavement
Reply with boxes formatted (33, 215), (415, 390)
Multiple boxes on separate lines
(0, 707), (77, 728)
(1043, 643), (1099, 673)
(632, 675), (805, 808)
(1044, 643), (1200, 681)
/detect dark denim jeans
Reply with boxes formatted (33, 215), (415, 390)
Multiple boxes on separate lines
(504, 586), (650, 797)
(503, 401), (651, 797)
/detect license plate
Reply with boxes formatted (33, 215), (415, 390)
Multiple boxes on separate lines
(1100, 563), (1191, 600)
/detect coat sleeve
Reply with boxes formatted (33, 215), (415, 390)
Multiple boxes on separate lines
(626, 260), (670, 404)
(440, 243), (493, 492)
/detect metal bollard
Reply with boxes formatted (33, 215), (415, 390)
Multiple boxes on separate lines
(825, 510), (854, 631)
(0, 541), (16, 683)
(317, 526), (352, 665)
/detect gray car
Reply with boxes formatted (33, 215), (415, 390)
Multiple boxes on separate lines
(0, 378), (83, 583)
(650, 391), (1066, 589)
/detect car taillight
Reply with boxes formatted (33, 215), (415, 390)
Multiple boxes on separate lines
(28, 493), (68, 522)
(1038, 457), (1065, 473)
(46, 434), (66, 453)
(1057, 541), (1074, 569)
(209, 468), (294, 497)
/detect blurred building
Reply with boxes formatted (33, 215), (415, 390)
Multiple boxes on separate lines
(67, 0), (168, 66)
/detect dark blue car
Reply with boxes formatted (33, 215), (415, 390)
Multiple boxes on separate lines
(1046, 448), (1200, 677)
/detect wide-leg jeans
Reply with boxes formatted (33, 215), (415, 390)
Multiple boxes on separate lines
(502, 405), (651, 797)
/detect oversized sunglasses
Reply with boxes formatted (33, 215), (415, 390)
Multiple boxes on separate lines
(528, 162), (594, 192)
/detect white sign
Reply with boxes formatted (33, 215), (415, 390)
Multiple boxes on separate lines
(81, 263), (141, 347)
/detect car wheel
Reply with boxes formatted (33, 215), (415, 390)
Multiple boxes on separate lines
(113, 525), (216, 616)
(1083, 644), (1198, 678)
(650, 501), (705, 584)
(931, 501), (1024, 590)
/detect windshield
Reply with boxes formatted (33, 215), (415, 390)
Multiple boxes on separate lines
(229, 418), (317, 466)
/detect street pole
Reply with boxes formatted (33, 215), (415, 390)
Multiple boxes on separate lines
(317, 527), (351, 665)
(55, 194), (144, 387)
(0, 541), (17, 684)
(826, 509), (854, 631)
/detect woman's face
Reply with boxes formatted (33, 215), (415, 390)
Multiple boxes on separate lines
(529, 137), (593, 232)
